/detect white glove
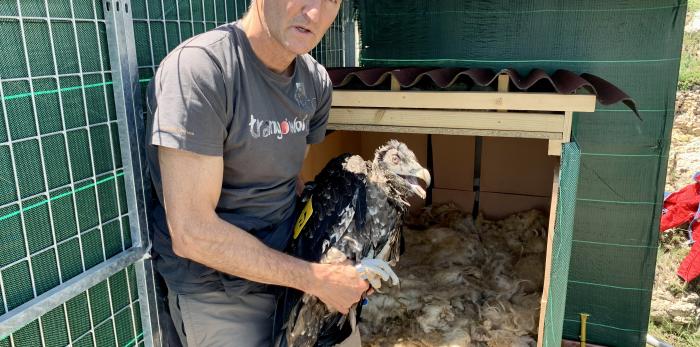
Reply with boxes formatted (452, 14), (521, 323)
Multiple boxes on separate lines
(355, 258), (399, 289)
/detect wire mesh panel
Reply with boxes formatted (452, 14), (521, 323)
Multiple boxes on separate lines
(0, 265), (144, 347)
(543, 142), (580, 347)
(0, 0), (132, 318)
(354, 1), (683, 344)
(0, 0), (355, 344)
(131, 0), (249, 91)
(131, 0), (354, 91)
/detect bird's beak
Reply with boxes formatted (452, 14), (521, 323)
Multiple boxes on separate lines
(406, 168), (431, 200)
(416, 168), (431, 188)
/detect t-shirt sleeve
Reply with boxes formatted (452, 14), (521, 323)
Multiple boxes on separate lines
(307, 72), (332, 144)
(148, 47), (228, 156)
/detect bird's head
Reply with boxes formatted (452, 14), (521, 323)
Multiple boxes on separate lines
(373, 140), (432, 199)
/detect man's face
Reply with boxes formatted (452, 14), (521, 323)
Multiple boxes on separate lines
(262, 0), (342, 55)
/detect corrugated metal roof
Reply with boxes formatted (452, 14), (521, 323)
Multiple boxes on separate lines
(327, 67), (640, 119)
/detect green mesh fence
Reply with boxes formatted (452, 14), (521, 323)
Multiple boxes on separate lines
(132, 0), (352, 94)
(0, 0), (131, 314)
(543, 142), (581, 346)
(0, 265), (143, 347)
(0, 0), (134, 343)
(0, 0), (354, 343)
(131, 0), (249, 103)
(355, 1), (683, 345)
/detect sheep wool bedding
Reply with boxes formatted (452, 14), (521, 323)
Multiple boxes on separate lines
(360, 203), (547, 347)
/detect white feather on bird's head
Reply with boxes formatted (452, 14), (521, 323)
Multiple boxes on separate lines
(372, 140), (431, 200)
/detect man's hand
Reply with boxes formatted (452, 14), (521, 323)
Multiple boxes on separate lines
(306, 263), (369, 314)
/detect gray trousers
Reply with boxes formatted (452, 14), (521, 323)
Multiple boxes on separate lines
(167, 287), (362, 347)
(168, 288), (277, 347)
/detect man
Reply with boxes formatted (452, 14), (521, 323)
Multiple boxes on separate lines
(145, 0), (368, 346)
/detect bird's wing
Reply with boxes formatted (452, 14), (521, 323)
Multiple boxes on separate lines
(289, 153), (367, 262)
(275, 153), (368, 347)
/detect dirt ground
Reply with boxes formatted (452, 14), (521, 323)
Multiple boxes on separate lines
(649, 89), (700, 346)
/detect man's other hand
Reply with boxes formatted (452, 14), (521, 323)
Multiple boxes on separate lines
(307, 263), (369, 314)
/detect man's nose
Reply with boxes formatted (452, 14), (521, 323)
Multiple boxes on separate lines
(301, 0), (322, 23)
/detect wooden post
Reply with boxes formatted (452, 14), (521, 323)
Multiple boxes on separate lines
(497, 74), (509, 114)
(390, 75), (401, 91)
(536, 163), (561, 347)
(498, 73), (509, 92)
(563, 111), (573, 142)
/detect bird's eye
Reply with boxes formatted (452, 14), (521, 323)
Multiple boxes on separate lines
(391, 154), (400, 164)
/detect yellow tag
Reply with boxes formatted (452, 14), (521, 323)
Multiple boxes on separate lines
(293, 197), (313, 239)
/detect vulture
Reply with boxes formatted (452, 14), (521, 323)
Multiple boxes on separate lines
(273, 140), (431, 347)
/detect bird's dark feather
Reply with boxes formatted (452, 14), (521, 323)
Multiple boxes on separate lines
(274, 144), (420, 347)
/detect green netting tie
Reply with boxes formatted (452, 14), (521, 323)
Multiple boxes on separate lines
(580, 152), (664, 158)
(360, 57), (680, 64)
(2, 79), (152, 102)
(573, 239), (657, 249)
(595, 109), (667, 113)
(569, 279), (651, 292)
(576, 198), (659, 205)
(0, 171), (125, 223)
(123, 331), (144, 347)
(563, 318), (645, 333)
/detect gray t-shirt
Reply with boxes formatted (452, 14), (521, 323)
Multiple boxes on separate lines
(145, 22), (331, 294)
(146, 22), (332, 225)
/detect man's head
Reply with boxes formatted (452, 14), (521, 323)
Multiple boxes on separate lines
(247, 0), (342, 56)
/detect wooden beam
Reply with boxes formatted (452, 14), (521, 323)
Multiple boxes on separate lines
(548, 140), (563, 156)
(498, 74), (510, 92)
(537, 163), (561, 347)
(563, 111), (573, 143)
(497, 74), (509, 112)
(390, 75), (401, 91)
(326, 124), (563, 139)
(332, 91), (597, 112)
(329, 108), (566, 133)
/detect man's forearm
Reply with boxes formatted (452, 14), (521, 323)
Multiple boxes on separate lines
(172, 213), (320, 293)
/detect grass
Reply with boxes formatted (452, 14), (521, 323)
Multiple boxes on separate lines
(690, 0), (700, 14)
(649, 320), (700, 347)
(680, 0), (700, 90)
(648, 229), (700, 346)
(679, 33), (700, 90)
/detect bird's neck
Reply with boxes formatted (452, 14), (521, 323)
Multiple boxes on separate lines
(368, 163), (410, 208)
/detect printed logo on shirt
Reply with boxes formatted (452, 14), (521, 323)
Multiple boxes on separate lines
(294, 82), (306, 107)
(294, 82), (316, 109)
(248, 114), (309, 140)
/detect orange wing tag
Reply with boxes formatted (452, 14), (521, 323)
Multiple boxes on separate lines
(293, 197), (313, 239)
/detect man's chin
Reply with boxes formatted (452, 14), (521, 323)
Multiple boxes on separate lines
(283, 38), (320, 55)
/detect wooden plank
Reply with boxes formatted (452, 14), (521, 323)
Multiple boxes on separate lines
(537, 164), (561, 347)
(497, 74), (509, 113)
(433, 135), (475, 191)
(326, 124), (563, 139)
(548, 140), (563, 156)
(432, 189), (476, 213)
(332, 91), (597, 112)
(329, 108), (565, 133)
(481, 138), (557, 197)
(498, 74), (510, 92)
(563, 111), (573, 142)
(390, 75), (401, 91)
(479, 191), (552, 220)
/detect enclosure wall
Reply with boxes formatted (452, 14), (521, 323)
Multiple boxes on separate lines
(355, 1), (685, 345)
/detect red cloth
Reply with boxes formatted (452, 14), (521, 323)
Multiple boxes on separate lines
(660, 174), (700, 282)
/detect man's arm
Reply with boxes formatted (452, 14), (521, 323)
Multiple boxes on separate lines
(159, 146), (367, 314)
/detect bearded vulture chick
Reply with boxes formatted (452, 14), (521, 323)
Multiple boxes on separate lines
(274, 140), (431, 347)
